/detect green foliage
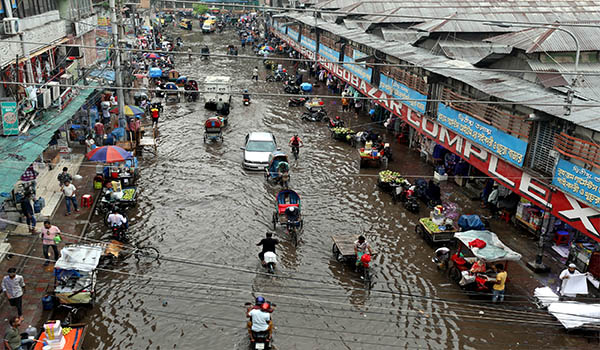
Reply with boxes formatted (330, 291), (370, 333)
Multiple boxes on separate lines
(193, 4), (209, 15)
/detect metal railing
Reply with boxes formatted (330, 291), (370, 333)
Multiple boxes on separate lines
(554, 132), (600, 169)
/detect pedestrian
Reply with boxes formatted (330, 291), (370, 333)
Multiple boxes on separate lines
(3, 316), (34, 350)
(151, 106), (160, 128)
(492, 263), (507, 303)
(2, 268), (25, 319)
(20, 194), (35, 233)
(39, 220), (61, 265)
(94, 120), (104, 146)
(61, 180), (79, 216)
(559, 263), (586, 297)
(354, 99), (363, 115)
(487, 184), (499, 215)
(252, 66), (259, 81)
(188, 47), (192, 61)
(57, 167), (72, 189)
(85, 134), (95, 154)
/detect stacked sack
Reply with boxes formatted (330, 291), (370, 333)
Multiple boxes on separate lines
(43, 320), (65, 350)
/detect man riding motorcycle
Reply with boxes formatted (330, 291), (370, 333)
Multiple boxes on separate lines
(243, 89), (251, 104)
(107, 209), (128, 229)
(247, 300), (274, 342)
(289, 134), (303, 156)
(256, 232), (279, 265)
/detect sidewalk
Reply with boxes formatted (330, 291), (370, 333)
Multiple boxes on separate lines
(0, 145), (98, 338)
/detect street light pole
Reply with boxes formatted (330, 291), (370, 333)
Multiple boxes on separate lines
(110, 0), (125, 121)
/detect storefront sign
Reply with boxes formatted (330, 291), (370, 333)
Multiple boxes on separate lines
(273, 20), (286, 34)
(318, 43), (340, 63)
(379, 73), (427, 115)
(274, 26), (600, 243)
(437, 103), (528, 167)
(343, 49), (372, 82)
(300, 35), (317, 52)
(287, 28), (299, 42)
(1, 101), (18, 135)
(553, 159), (600, 209)
(275, 30), (314, 60)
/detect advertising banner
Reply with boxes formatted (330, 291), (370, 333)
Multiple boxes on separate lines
(287, 28), (299, 42)
(1, 101), (18, 136)
(343, 49), (373, 82)
(318, 43), (340, 63)
(379, 74), (427, 115)
(437, 103), (528, 167)
(553, 159), (600, 209)
(300, 35), (316, 52)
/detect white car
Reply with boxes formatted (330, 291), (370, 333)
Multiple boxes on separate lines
(241, 132), (278, 170)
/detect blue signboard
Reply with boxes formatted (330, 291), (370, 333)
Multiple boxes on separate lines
(343, 48), (372, 82)
(379, 74), (427, 115)
(1, 101), (18, 136)
(318, 43), (340, 63)
(287, 29), (299, 42)
(300, 35), (316, 53)
(437, 103), (528, 167)
(554, 159), (600, 209)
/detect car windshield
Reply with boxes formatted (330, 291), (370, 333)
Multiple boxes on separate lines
(246, 140), (275, 152)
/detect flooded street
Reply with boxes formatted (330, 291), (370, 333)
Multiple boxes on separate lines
(81, 27), (591, 350)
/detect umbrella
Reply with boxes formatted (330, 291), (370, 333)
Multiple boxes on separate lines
(110, 105), (145, 116)
(145, 53), (160, 59)
(300, 82), (313, 92)
(149, 67), (162, 78)
(86, 146), (133, 163)
(260, 45), (275, 51)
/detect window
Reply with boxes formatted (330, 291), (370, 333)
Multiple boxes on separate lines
(16, 0), (56, 18)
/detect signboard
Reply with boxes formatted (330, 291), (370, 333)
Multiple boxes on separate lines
(274, 26), (600, 242)
(275, 30), (314, 60)
(1, 101), (18, 135)
(343, 48), (373, 82)
(318, 43), (340, 63)
(287, 28), (299, 42)
(437, 103), (528, 167)
(553, 159), (600, 209)
(379, 73), (427, 115)
(300, 35), (317, 53)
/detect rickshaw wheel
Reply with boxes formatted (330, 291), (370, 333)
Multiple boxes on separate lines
(272, 212), (277, 230)
(448, 265), (461, 282)
(203, 134), (207, 143)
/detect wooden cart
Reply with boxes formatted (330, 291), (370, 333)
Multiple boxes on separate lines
(358, 150), (382, 168)
(331, 235), (358, 263)
(415, 217), (457, 244)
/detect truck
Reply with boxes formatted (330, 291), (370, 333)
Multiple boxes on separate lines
(203, 76), (232, 111)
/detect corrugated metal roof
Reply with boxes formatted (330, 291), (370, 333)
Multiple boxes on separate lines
(537, 72), (569, 88)
(282, 11), (600, 131)
(486, 24), (600, 52)
(380, 28), (428, 44)
(437, 42), (512, 64)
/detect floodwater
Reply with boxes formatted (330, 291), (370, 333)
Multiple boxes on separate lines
(82, 25), (594, 350)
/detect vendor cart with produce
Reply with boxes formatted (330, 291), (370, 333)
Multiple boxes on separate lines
(330, 127), (356, 144)
(447, 230), (521, 295)
(377, 170), (411, 202)
(416, 205), (457, 244)
(359, 147), (382, 168)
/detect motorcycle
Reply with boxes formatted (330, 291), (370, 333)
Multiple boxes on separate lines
(245, 301), (275, 350)
(266, 71), (287, 82)
(301, 108), (327, 122)
(327, 117), (345, 128)
(263, 251), (277, 274)
(291, 145), (300, 160)
(243, 98), (251, 106)
(110, 223), (128, 242)
(283, 85), (300, 94)
(288, 97), (308, 107)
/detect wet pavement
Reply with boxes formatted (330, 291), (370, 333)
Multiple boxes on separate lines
(76, 26), (598, 350)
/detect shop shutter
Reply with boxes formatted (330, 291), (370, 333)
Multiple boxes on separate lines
(530, 121), (558, 175)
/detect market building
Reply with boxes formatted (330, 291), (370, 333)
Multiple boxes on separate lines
(271, 2), (600, 277)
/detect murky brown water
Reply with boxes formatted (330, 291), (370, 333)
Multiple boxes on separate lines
(80, 26), (594, 350)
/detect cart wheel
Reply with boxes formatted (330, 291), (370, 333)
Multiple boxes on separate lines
(359, 159), (364, 169)
(272, 212), (277, 230)
(415, 225), (424, 238)
(203, 134), (207, 143)
(291, 227), (298, 247)
(332, 244), (340, 256)
(448, 266), (460, 282)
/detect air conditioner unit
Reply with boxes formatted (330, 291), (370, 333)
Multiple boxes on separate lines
(47, 82), (60, 101)
(3, 18), (20, 35)
(59, 74), (73, 90)
(73, 22), (81, 36)
(40, 89), (52, 109)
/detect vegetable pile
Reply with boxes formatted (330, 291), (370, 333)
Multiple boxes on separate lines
(378, 170), (404, 184)
(420, 218), (441, 233)
(122, 188), (136, 201)
(331, 127), (355, 135)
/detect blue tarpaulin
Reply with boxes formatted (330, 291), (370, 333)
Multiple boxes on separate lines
(89, 69), (115, 82)
(0, 86), (97, 206)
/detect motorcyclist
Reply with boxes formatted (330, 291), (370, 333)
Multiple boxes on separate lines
(256, 232), (279, 265)
(107, 209), (128, 231)
(216, 98), (225, 114)
(331, 115), (344, 127)
(246, 302), (273, 342)
(242, 89), (251, 101)
(354, 235), (373, 267)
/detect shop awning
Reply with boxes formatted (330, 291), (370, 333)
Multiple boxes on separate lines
(55, 245), (102, 272)
(454, 230), (522, 262)
(88, 69), (115, 82)
(0, 85), (97, 206)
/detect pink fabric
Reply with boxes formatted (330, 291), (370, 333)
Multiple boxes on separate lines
(41, 225), (60, 245)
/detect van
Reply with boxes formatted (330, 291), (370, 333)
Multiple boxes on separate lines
(202, 20), (216, 33)
(203, 76), (231, 109)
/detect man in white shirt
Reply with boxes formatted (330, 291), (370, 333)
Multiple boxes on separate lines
(62, 180), (79, 215)
(559, 263), (587, 297)
(107, 210), (127, 228)
(2, 268), (25, 319)
(247, 303), (272, 341)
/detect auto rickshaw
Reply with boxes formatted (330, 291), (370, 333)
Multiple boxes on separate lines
(179, 18), (192, 30)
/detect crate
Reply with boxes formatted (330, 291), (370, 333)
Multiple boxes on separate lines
(434, 171), (448, 182)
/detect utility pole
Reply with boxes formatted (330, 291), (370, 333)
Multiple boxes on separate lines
(110, 0), (125, 121)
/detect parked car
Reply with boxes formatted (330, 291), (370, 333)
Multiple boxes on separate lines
(241, 132), (278, 170)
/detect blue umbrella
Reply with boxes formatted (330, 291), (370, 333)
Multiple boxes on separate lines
(300, 82), (313, 92)
(149, 67), (162, 78)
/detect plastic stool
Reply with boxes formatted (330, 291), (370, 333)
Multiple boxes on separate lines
(80, 194), (93, 208)
(499, 210), (511, 223)
(553, 230), (570, 246)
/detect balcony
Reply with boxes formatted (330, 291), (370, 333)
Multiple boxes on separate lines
(554, 132), (600, 169)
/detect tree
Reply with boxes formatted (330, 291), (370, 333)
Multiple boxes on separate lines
(193, 4), (209, 15)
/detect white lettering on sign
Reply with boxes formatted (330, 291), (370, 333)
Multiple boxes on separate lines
(559, 195), (600, 236)
(464, 141), (487, 162)
(519, 173), (549, 207)
(438, 127), (463, 154)
(488, 155), (515, 188)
